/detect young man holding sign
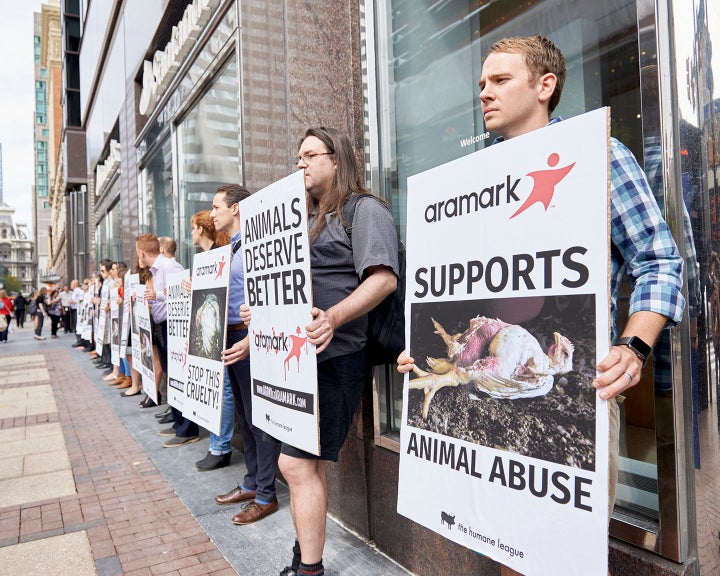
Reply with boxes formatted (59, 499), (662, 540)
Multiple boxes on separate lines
(397, 36), (684, 575)
(211, 184), (281, 525)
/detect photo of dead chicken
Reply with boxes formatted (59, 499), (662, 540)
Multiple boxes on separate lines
(406, 294), (597, 470)
(188, 288), (227, 363)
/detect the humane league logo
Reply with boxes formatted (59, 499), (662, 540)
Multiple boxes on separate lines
(252, 326), (309, 380)
(423, 152), (576, 223)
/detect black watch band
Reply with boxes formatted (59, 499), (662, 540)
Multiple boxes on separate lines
(616, 336), (651, 365)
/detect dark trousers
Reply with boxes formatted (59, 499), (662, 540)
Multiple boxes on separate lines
(15, 310), (24, 328)
(226, 328), (277, 503)
(64, 307), (71, 332)
(50, 314), (61, 336)
(70, 308), (78, 338)
(155, 319), (198, 438)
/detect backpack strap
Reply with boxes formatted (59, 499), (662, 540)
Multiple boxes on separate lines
(342, 193), (392, 244)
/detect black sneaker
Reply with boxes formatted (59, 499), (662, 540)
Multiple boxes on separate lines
(279, 568), (297, 576)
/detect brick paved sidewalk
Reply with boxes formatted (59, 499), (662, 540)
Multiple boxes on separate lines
(0, 332), (412, 576)
(0, 347), (235, 576)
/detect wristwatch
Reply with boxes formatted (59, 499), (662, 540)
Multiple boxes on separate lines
(616, 336), (652, 365)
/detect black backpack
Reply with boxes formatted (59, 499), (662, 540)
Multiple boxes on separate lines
(342, 194), (406, 365)
(27, 299), (38, 315)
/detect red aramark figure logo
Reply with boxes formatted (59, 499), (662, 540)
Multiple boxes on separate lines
(214, 255), (227, 279)
(283, 326), (308, 379)
(510, 153), (575, 219)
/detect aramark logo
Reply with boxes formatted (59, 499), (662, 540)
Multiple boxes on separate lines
(510, 152), (575, 219)
(422, 152), (576, 223)
(252, 326), (309, 380)
(214, 255), (227, 279)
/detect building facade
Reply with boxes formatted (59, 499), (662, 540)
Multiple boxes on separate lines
(34, 0), (63, 286)
(0, 204), (35, 296)
(66, 0), (720, 574)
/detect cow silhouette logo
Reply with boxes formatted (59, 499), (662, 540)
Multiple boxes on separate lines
(510, 152), (576, 219)
(266, 413), (271, 423)
(440, 511), (455, 530)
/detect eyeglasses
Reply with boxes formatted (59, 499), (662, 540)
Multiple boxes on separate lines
(294, 152), (332, 165)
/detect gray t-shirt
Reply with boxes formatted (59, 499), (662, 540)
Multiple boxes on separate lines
(309, 194), (399, 362)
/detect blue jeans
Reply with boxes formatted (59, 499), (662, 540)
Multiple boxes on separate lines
(119, 357), (131, 376)
(209, 369), (235, 455)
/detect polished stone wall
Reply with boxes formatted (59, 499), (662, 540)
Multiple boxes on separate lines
(239, 0), (365, 192)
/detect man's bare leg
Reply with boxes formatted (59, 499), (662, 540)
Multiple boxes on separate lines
(280, 454), (328, 565)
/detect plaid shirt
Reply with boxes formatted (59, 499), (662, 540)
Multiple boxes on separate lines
(497, 118), (685, 339)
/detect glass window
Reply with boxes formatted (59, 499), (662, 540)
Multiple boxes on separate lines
(138, 137), (174, 240)
(373, 0), (668, 528)
(94, 202), (121, 264)
(176, 57), (240, 267)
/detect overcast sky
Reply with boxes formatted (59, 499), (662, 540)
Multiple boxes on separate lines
(0, 0), (48, 231)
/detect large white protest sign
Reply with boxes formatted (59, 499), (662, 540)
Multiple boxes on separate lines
(95, 283), (106, 355)
(167, 269), (191, 411)
(120, 274), (138, 357)
(110, 287), (120, 365)
(134, 286), (157, 403)
(185, 245), (231, 435)
(128, 275), (141, 372)
(81, 290), (93, 341)
(398, 109), (611, 576)
(240, 170), (317, 454)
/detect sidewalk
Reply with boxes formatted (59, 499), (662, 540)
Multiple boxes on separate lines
(0, 325), (411, 576)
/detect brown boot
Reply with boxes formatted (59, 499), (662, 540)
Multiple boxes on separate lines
(108, 375), (124, 386)
(117, 376), (133, 389)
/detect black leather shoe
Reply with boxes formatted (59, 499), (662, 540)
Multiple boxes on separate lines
(195, 451), (232, 471)
(158, 413), (174, 424)
(154, 407), (171, 419)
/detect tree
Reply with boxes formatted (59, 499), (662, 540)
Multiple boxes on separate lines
(2, 275), (22, 294)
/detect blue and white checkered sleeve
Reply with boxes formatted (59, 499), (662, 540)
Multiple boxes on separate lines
(609, 138), (685, 324)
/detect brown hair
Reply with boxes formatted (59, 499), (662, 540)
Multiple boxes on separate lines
(136, 233), (160, 255)
(488, 35), (566, 113)
(191, 210), (230, 247)
(216, 184), (251, 207)
(301, 126), (374, 241)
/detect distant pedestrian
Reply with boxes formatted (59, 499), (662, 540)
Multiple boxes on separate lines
(60, 284), (71, 333)
(33, 287), (48, 340)
(0, 289), (14, 342)
(47, 289), (63, 338)
(13, 293), (26, 328)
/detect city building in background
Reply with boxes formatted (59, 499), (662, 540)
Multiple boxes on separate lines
(0, 143), (3, 203)
(0, 203), (34, 296)
(0, 142), (34, 295)
(34, 0), (62, 286)
(57, 0), (720, 574)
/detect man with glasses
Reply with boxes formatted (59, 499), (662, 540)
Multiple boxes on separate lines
(245, 127), (399, 576)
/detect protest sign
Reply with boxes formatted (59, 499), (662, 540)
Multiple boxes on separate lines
(110, 287), (120, 365)
(167, 269), (191, 411)
(134, 285), (157, 403)
(185, 245), (231, 435)
(398, 109), (611, 576)
(240, 170), (317, 454)
(120, 274), (138, 357)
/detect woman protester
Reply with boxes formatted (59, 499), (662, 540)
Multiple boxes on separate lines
(47, 289), (63, 338)
(33, 287), (48, 340)
(0, 289), (14, 342)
